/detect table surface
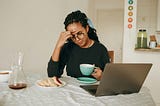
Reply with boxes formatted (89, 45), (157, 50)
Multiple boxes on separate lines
(0, 71), (156, 106)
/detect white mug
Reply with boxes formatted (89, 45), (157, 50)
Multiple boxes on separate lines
(149, 41), (157, 48)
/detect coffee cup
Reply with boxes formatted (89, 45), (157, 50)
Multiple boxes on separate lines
(80, 64), (95, 76)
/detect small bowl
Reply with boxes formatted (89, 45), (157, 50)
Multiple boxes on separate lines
(0, 70), (12, 83)
(80, 64), (95, 76)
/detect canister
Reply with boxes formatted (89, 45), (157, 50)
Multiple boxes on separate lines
(137, 29), (148, 48)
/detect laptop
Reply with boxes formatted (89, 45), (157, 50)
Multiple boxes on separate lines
(80, 63), (152, 97)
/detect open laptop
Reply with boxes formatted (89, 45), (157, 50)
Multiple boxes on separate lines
(80, 63), (152, 97)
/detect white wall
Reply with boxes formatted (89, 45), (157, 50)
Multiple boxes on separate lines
(157, 0), (160, 30)
(0, 0), (88, 74)
(137, 0), (157, 35)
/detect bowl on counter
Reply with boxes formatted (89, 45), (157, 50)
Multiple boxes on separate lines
(0, 70), (12, 83)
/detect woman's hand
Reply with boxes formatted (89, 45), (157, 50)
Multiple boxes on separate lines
(51, 76), (62, 86)
(52, 31), (72, 61)
(91, 67), (102, 81)
(55, 31), (72, 48)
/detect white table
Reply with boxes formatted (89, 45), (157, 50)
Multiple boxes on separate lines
(0, 71), (156, 106)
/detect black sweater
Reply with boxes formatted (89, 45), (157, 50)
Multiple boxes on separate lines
(47, 41), (110, 78)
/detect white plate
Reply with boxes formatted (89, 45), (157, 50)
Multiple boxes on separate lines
(35, 80), (66, 88)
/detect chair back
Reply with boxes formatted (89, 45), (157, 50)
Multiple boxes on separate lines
(108, 51), (114, 63)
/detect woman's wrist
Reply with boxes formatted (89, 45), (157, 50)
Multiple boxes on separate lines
(52, 46), (62, 61)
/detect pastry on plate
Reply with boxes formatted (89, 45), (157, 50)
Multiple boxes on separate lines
(37, 77), (63, 87)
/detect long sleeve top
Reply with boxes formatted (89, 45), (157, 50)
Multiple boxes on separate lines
(47, 41), (110, 78)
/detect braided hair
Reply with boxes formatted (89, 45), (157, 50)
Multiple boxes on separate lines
(64, 10), (99, 43)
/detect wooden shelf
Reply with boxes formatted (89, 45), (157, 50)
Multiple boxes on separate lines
(135, 48), (160, 52)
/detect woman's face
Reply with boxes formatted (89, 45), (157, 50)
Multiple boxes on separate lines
(66, 22), (90, 48)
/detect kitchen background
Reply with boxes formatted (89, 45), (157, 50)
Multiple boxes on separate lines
(0, 0), (160, 105)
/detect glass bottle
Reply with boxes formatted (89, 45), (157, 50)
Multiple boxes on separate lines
(8, 52), (27, 89)
(137, 29), (148, 48)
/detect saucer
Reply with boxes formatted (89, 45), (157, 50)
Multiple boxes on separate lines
(77, 77), (97, 84)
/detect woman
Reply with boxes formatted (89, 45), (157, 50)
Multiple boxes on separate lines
(47, 10), (110, 80)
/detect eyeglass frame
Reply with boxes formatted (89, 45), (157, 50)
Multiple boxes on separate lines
(70, 31), (85, 41)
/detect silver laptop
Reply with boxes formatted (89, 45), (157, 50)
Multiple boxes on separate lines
(80, 63), (152, 97)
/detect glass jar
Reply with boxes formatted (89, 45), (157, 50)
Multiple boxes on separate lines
(136, 29), (148, 48)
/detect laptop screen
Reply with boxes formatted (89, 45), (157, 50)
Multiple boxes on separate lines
(95, 63), (152, 96)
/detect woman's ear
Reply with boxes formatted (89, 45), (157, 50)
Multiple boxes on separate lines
(86, 25), (89, 32)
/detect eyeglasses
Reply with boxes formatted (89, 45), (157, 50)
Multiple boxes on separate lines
(70, 32), (85, 41)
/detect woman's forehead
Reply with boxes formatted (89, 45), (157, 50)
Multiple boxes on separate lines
(66, 22), (84, 32)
